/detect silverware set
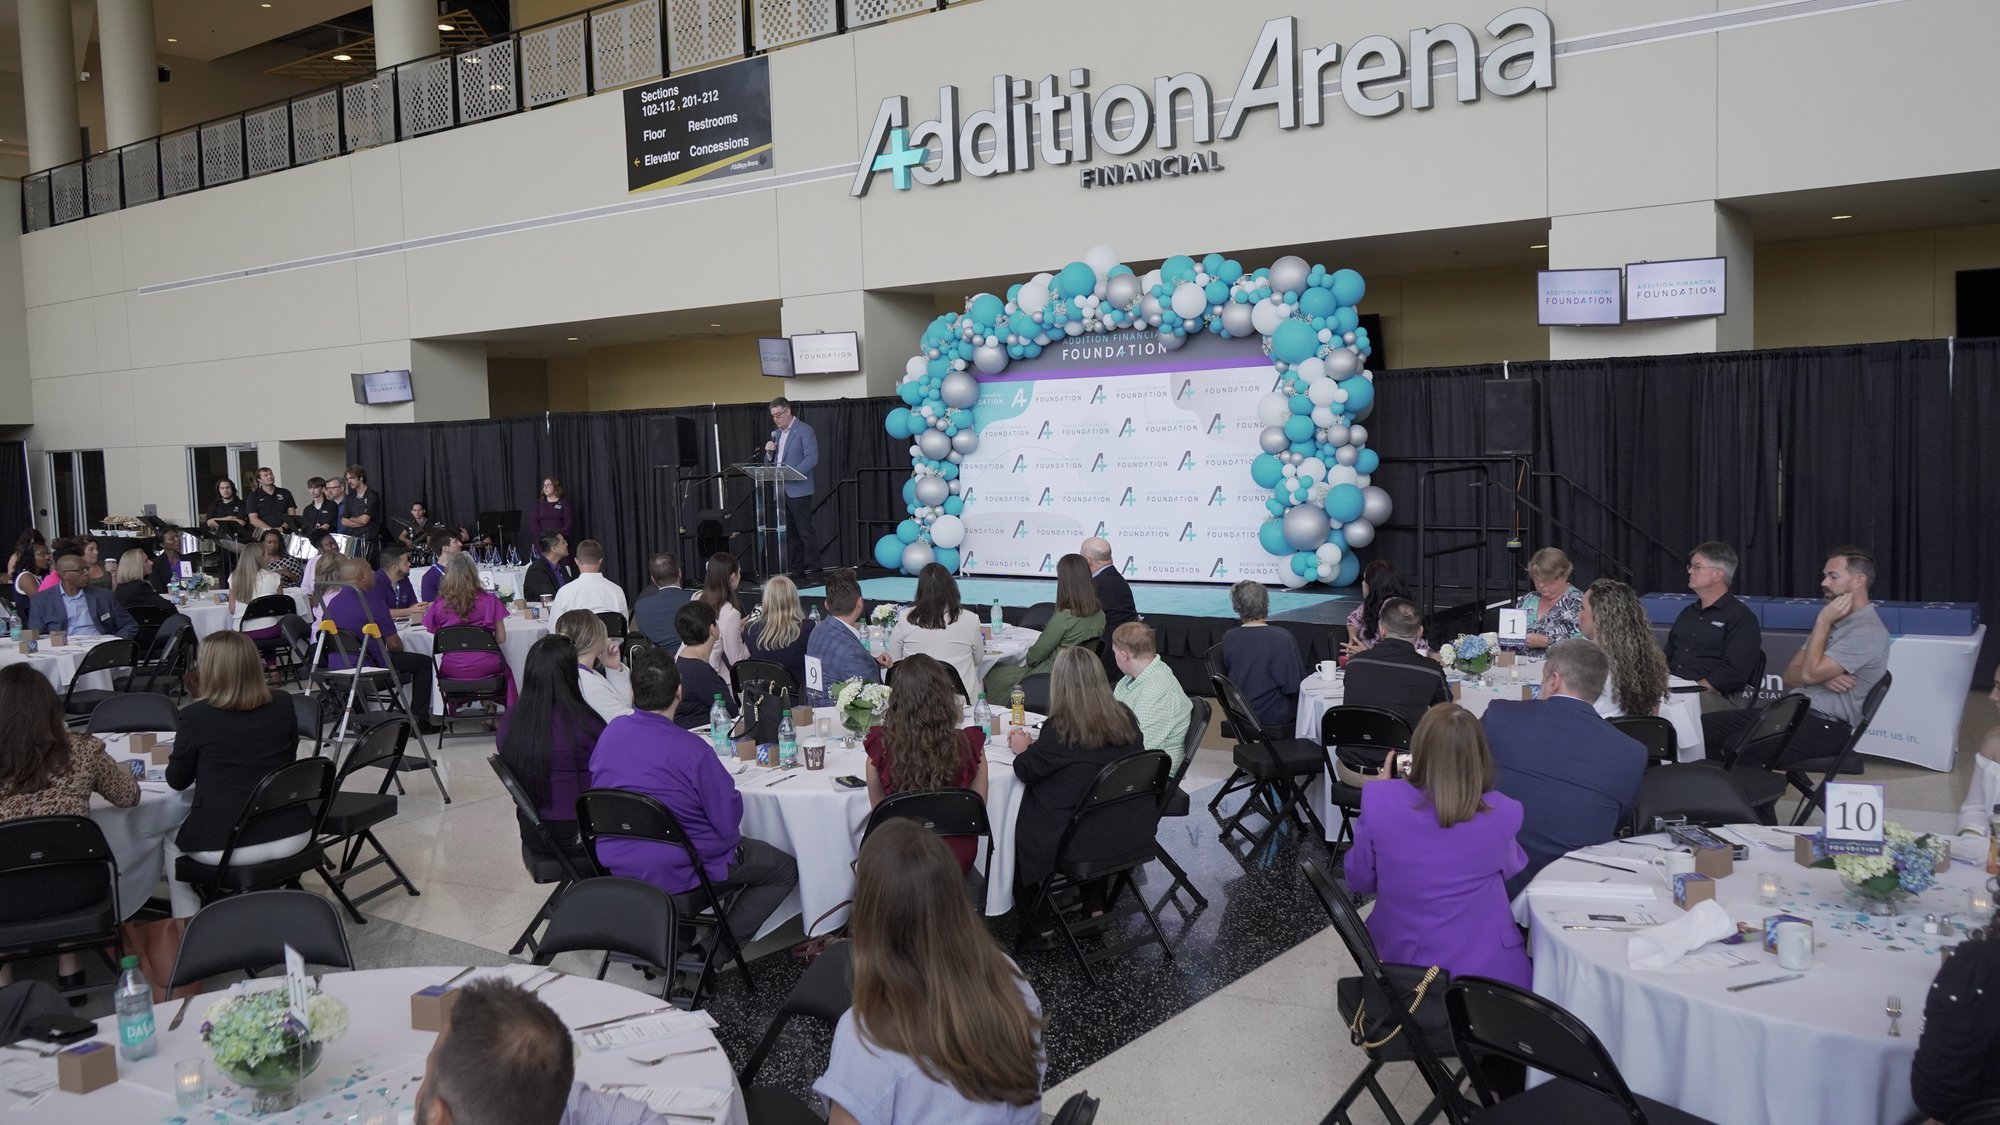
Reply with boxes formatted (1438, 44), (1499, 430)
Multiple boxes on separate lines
(626, 1044), (719, 1067)
(1887, 995), (1902, 1037)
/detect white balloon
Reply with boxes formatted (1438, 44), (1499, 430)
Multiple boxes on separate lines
(1063, 321), (1084, 336)
(1250, 299), (1288, 337)
(1299, 458), (1326, 483)
(1280, 567), (1311, 589)
(1085, 245), (1120, 280)
(1354, 473), (1370, 488)
(1293, 357), (1326, 383)
(1307, 378), (1339, 407)
(1311, 406), (1337, 428)
(1140, 269), (1162, 292)
(1257, 393), (1291, 428)
(930, 514), (966, 548)
(1018, 282), (1050, 311)
(1316, 542), (1343, 563)
(1281, 464), (1298, 479)
(1328, 464), (1360, 486)
(905, 356), (927, 378)
(1171, 282), (1208, 320)
(1317, 563), (1333, 580)
(1348, 425), (1368, 446)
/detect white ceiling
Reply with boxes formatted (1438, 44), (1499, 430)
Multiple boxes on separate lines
(0, 0), (364, 69)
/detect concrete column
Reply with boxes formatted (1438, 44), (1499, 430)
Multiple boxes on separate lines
(18, 0), (82, 172)
(780, 290), (938, 401)
(97, 0), (161, 149)
(374, 0), (442, 70)
(1548, 201), (1755, 359)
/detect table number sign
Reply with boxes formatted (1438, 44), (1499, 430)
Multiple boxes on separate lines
(804, 655), (824, 694)
(284, 945), (311, 1034)
(1823, 782), (1886, 855)
(1497, 608), (1528, 650)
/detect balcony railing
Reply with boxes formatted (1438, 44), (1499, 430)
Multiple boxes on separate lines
(18, 0), (951, 233)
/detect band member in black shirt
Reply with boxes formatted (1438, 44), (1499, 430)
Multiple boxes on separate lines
(339, 464), (385, 565)
(247, 467), (298, 534)
(204, 478), (249, 543)
(1663, 540), (1764, 696)
(299, 477), (340, 540)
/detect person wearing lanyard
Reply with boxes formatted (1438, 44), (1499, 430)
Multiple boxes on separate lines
(375, 547), (425, 622)
(521, 530), (574, 605)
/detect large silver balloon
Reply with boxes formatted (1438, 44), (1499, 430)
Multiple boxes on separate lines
(1140, 294), (1163, 321)
(1158, 331), (1187, 351)
(1282, 504), (1331, 551)
(972, 344), (1009, 375)
(1259, 426), (1290, 454)
(1219, 301), (1255, 337)
(951, 428), (980, 455)
(1325, 348), (1360, 378)
(1105, 273), (1142, 311)
(1361, 485), (1394, 526)
(1323, 423), (1350, 447)
(1342, 519), (1376, 549)
(916, 428), (952, 461)
(1268, 255), (1311, 296)
(913, 475), (949, 507)
(939, 371), (981, 409)
(900, 541), (935, 573)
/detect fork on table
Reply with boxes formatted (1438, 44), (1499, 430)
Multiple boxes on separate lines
(1887, 995), (1902, 1037)
(627, 1044), (719, 1066)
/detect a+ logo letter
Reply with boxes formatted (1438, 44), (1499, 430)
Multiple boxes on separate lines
(871, 128), (925, 192)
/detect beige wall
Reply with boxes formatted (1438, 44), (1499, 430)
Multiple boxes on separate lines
(540, 334), (789, 412)
(0, 180), (26, 424)
(488, 357), (551, 417)
(1755, 222), (2000, 349)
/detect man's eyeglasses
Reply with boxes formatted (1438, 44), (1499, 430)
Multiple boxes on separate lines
(1686, 562), (1719, 572)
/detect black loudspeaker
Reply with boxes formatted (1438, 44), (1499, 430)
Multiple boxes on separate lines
(675, 416), (700, 468)
(1958, 268), (2000, 338)
(1483, 379), (1537, 455)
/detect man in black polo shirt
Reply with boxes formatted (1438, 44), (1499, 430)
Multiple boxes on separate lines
(300, 477), (340, 540)
(1343, 598), (1451, 732)
(339, 464), (385, 565)
(1664, 540), (1763, 697)
(247, 467), (298, 535)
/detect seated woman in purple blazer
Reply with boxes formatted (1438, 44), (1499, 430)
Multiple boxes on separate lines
(1345, 702), (1531, 989)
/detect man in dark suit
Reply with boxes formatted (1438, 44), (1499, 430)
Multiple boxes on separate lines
(520, 530), (574, 604)
(28, 553), (138, 639)
(1485, 638), (1646, 896)
(766, 397), (821, 577)
(1082, 536), (1136, 677)
(632, 551), (692, 651)
(1343, 598), (1449, 732)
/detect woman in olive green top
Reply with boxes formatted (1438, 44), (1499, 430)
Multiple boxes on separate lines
(985, 554), (1105, 701)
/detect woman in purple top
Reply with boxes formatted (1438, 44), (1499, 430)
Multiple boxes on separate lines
(1345, 703), (1531, 988)
(497, 635), (604, 855)
(421, 553), (516, 708)
(529, 477), (576, 543)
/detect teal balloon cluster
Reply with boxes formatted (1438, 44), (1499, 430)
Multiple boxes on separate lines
(877, 246), (1390, 586)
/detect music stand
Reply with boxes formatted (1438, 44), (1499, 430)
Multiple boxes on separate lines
(476, 509), (521, 554)
(733, 463), (806, 580)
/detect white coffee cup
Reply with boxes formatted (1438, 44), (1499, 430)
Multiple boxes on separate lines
(1774, 921), (1813, 970)
(1318, 660), (1339, 682)
(1649, 850), (1696, 886)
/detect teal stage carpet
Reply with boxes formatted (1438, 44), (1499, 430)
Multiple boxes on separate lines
(799, 576), (1354, 621)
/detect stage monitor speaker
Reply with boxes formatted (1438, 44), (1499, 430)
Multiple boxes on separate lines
(675, 416), (700, 468)
(1483, 379), (1537, 456)
(694, 509), (730, 560)
(1958, 268), (2000, 338)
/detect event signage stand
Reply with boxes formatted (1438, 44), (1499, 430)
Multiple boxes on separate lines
(734, 462), (806, 580)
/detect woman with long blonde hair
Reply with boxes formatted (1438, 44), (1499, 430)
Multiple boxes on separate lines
(167, 631), (312, 869)
(745, 574), (815, 694)
(1581, 578), (1669, 718)
(864, 654), (989, 872)
(814, 818), (1045, 1122)
(555, 609), (633, 723)
(420, 552), (514, 707)
(228, 540), (285, 639)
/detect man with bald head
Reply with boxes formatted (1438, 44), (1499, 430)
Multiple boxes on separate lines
(1082, 537), (1137, 677)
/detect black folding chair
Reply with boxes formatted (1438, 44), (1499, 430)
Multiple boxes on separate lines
(1320, 705), (1415, 850)
(577, 788), (759, 1008)
(1017, 672), (1052, 716)
(1719, 693), (1810, 824)
(1736, 648), (1769, 707)
(60, 639), (139, 727)
(166, 891), (353, 990)
(85, 691), (178, 735)
(1019, 601), (1057, 630)
(279, 614), (314, 688)
(1151, 696), (1211, 915)
(1208, 674), (1327, 850)
(488, 755), (596, 957)
(1301, 857), (1469, 1125)
(1629, 764), (1758, 835)
(1445, 976), (1717, 1123)
(120, 612), (188, 694)
(1013, 750), (1176, 987)
(1947, 1099), (2000, 1125)
(317, 718), (421, 912)
(431, 625), (509, 744)
(1609, 715), (1679, 770)
(865, 788), (994, 900)
(127, 604), (171, 653)
(731, 658), (801, 707)
(1782, 672), (1892, 826)
(309, 620), (449, 803)
(738, 942), (851, 1085)
(1051, 1092), (1101, 1125)
(531, 877), (679, 999)
(595, 611), (628, 639)
(0, 817), (125, 1005)
(172, 757), (363, 924)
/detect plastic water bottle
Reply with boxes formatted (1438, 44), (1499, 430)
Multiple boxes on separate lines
(973, 692), (992, 732)
(808, 602), (822, 624)
(990, 599), (1004, 632)
(777, 712), (797, 768)
(1010, 685), (1027, 729)
(115, 955), (157, 1061)
(710, 695), (733, 757)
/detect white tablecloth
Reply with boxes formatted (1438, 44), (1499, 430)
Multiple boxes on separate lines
(480, 564), (528, 600)
(0, 636), (119, 693)
(1525, 828), (1987, 1125)
(182, 590), (311, 639)
(976, 625), (1038, 681)
(2, 965), (745, 1125)
(395, 613), (548, 715)
(88, 732), (194, 919)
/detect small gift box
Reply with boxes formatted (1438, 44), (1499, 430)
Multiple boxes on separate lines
(1672, 872), (1716, 910)
(57, 1041), (117, 1093)
(411, 984), (460, 1032)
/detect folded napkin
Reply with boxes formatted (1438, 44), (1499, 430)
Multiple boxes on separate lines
(1526, 880), (1661, 902)
(1627, 900), (1736, 971)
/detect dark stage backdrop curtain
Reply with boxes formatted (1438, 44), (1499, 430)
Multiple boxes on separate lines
(0, 442), (30, 551)
(1947, 338), (2000, 682)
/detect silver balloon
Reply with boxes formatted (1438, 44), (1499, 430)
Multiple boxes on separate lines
(951, 428), (980, 455)
(1219, 301), (1254, 337)
(900, 541), (935, 573)
(1282, 504), (1331, 551)
(940, 371), (980, 409)
(1159, 331), (1187, 351)
(972, 345), (1009, 375)
(1140, 295), (1163, 321)
(1323, 423), (1350, 447)
(916, 428), (952, 461)
(1342, 519), (1376, 549)
(1259, 426), (1290, 454)
(1325, 348), (1360, 378)
(1105, 273), (1142, 311)
(1361, 485), (1394, 525)
(914, 475), (949, 507)
(1268, 255), (1311, 296)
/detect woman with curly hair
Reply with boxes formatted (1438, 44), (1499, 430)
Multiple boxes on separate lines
(1342, 559), (1430, 656)
(865, 653), (988, 872)
(1580, 578), (1668, 718)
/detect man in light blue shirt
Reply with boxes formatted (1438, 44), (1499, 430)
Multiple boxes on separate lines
(27, 554), (137, 640)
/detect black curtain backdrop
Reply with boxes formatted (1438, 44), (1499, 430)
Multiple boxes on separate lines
(0, 441), (29, 549)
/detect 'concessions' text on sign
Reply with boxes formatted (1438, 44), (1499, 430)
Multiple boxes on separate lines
(624, 56), (773, 193)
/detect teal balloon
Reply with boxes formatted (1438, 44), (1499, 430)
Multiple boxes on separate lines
(1290, 441), (1315, 455)
(1265, 499), (1285, 517)
(1327, 483), (1365, 523)
(1250, 453), (1285, 488)
(1005, 284), (1022, 302)
(896, 520), (921, 544)
(1356, 448), (1381, 475)
(1202, 253), (1225, 276)
(1161, 255), (1196, 284)
(928, 358), (950, 378)
(1330, 268), (1366, 306)
(1289, 394), (1314, 416)
(944, 495), (965, 516)
(1205, 280), (1228, 305)
(1292, 552), (1318, 577)
(932, 546), (960, 573)
(1340, 377), (1374, 414)
(1284, 415), (1315, 443)
(899, 381), (924, 406)
(902, 479), (918, 506)
(1109, 264), (1133, 277)
(1009, 311), (1039, 338)
(885, 408), (914, 438)
(1271, 320), (1319, 364)
(1334, 306), (1360, 333)
(939, 462), (959, 480)
(1258, 519), (1289, 556)
(1335, 552), (1362, 586)
(1056, 262), (1097, 298)
(874, 535), (905, 569)
(969, 293), (1004, 325)
(1219, 260), (1244, 283)
(1299, 288), (1338, 319)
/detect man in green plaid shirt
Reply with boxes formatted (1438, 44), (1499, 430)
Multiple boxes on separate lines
(1110, 621), (1193, 770)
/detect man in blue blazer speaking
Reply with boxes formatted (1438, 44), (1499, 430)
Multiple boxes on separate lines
(765, 396), (821, 577)
(29, 553), (139, 640)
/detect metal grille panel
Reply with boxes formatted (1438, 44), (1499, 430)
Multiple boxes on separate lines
(121, 142), (159, 205)
(23, 173), (52, 231)
(201, 119), (245, 185)
(342, 78), (395, 152)
(245, 105), (292, 176)
(844, 0), (933, 29)
(457, 40), (519, 122)
(399, 57), (457, 136)
(753, 0), (835, 49)
(86, 153), (122, 215)
(51, 164), (85, 224)
(520, 18), (587, 107)
(592, 0), (665, 90)
(161, 130), (201, 196)
(665, 0), (745, 73)
(292, 90), (341, 163)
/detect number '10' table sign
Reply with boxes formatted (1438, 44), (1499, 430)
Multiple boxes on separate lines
(1822, 781), (1887, 856)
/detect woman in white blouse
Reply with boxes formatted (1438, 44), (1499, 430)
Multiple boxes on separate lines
(226, 545), (285, 635)
(887, 563), (985, 703)
(553, 609), (632, 723)
(699, 552), (749, 680)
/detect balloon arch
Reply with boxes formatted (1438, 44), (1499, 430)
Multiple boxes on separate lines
(874, 247), (1393, 589)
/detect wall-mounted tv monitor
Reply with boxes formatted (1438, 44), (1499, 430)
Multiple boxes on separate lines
(1624, 257), (1727, 321)
(1537, 268), (1623, 326)
(790, 331), (861, 375)
(351, 369), (414, 405)
(757, 337), (796, 377)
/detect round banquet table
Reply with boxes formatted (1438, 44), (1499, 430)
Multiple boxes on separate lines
(181, 589), (312, 639)
(394, 611), (549, 715)
(0, 635), (120, 694)
(1522, 827), (1989, 1125)
(87, 731), (195, 919)
(721, 704), (1043, 938)
(0, 964), (746, 1125)
(975, 624), (1038, 681)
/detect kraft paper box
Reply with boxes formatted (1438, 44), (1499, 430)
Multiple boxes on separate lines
(1762, 914), (1812, 955)
(411, 984), (460, 1032)
(1496, 651), (1518, 668)
(734, 739), (757, 761)
(1794, 834), (1824, 867)
(1672, 872), (1716, 910)
(57, 1041), (117, 1093)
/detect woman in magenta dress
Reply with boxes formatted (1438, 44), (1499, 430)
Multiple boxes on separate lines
(1345, 702), (1531, 988)
(420, 552), (516, 708)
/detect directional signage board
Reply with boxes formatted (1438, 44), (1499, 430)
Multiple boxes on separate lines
(623, 56), (773, 193)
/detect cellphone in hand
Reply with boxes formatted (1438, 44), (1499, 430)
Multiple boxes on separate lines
(833, 775), (866, 789)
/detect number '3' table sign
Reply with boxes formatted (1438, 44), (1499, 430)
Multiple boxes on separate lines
(1823, 781), (1886, 855)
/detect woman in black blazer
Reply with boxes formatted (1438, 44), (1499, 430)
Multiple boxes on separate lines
(167, 632), (311, 862)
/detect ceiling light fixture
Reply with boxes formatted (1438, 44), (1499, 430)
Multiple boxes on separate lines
(709, 323), (722, 328)
(437, 22), (454, 31)
(566, 337), (579, 341)
(167, 37), (177, 42)
(332, 53), (352, 61)
(1530, 243), (1547, 249)
(1831, 214), (1853, 221)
